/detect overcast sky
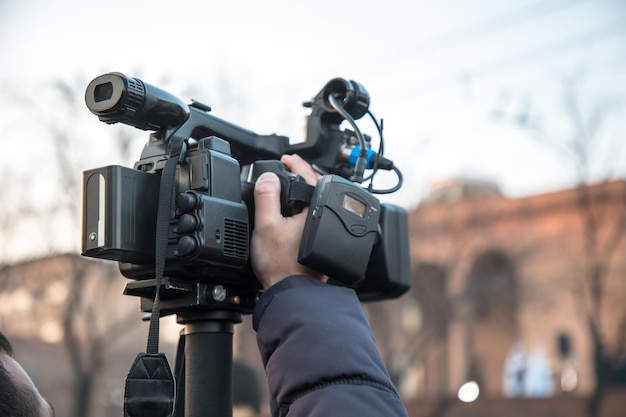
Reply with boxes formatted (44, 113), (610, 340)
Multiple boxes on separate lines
(1, 0), (625, 258)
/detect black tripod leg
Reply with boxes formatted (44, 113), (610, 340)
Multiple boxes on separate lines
(178, 311), (240, 417)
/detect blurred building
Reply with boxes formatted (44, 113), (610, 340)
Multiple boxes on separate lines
(0, 255), (176, 417)
(1, 179), (625, 417)
(391, 178), (626, 408)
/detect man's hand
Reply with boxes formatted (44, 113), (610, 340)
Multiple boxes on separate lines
(251, 154), (325, 290)
(280, 154), (319, 186)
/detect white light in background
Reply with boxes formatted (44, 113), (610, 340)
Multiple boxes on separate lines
(9, 288), (34, 312)
(161, 315), (184, 344)
(39, 321), (63, 343)
(560, 362), (578, 392)
(46, 280), (69, 304)
(458, 381), (480, 402)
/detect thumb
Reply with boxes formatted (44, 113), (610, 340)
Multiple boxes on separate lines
(254, 172), (282, 226)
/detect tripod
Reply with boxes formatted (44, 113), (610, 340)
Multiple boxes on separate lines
(125, 277), (260, 417)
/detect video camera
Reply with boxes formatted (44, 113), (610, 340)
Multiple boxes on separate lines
(81, 72), (410, 312)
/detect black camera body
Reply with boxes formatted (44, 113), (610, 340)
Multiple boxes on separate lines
(83, 136), (249, 283)
(81, 72), (410, 306)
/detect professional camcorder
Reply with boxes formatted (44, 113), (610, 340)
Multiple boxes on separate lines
(81, 72), (410, 313)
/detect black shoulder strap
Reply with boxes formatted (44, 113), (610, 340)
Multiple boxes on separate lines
(124, 141), (184, 417)
(124, 352), (176, 417)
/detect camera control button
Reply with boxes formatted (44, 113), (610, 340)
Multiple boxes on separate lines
(350, 224), (367, 236)
(177, 235), (198, 256)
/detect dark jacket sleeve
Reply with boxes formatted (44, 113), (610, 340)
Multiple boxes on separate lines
(253, 275), (409, 417)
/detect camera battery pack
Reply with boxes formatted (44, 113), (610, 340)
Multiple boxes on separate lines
(82, 165), (159, 263)
(298, 175), (380, 287)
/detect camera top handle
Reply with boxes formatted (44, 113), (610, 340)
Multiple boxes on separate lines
(85, 72), (290, 167)
(85, 72), (383, 183)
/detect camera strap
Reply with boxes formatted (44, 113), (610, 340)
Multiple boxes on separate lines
(288, 180), (315, 205)
(124, 143), (184, 417)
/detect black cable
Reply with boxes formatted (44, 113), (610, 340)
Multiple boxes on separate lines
(328, 93), (403, 194)
(370, 166), (404, 195)
(364, 110), (384, 191)
(328, 93), (368, 183)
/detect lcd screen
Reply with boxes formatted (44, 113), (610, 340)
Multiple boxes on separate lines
(342, 194), (366, 217)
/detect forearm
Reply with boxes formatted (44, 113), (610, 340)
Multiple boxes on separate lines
(253, 276), (408, 417)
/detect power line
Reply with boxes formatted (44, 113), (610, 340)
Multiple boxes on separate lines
(466, 19), (626, 80)
(407, 0), (590, 53)
(411, 18), (626, 96)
